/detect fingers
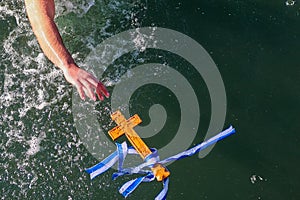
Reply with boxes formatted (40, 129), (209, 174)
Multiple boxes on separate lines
(86, 75), (109, 101)
(81, 79), (97, 101)
(75, 83), (86, 100)
(96, 89), (104, 101)
(87, 76), (99, 88)
(77, 79), (109, 101)
(66, 67), (109, 101)
(97, 82), (110, 98)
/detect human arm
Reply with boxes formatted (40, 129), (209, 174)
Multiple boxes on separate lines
(24, 0), (109, 101)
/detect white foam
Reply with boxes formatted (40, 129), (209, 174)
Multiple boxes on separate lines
(26, 132), (46, 156)
(55, 0), (95, 17)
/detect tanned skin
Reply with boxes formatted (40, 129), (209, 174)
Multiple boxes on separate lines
(24, 0), (109, 101)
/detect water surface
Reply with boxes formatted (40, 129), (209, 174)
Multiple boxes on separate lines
(0, 0), (300, 199)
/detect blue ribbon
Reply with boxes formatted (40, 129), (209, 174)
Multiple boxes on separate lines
(86, 126), (235, 199)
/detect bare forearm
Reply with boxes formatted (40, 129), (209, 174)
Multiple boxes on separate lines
(25, 0), (75, 71)
(25, 0), (109, 101)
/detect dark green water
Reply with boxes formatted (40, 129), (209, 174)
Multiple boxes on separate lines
(1, 0), (300, 199)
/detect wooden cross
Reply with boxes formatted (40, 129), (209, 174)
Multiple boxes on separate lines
(108, 110), (170, 181)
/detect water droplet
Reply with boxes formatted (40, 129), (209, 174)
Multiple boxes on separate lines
(285, 0), (296, 6)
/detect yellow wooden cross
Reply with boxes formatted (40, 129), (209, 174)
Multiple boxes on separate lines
(108, 110), (170, 181)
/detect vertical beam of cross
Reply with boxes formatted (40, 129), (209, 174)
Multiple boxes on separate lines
(108, 110), (170, 181)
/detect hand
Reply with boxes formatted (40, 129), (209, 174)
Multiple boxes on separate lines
(63, 63), (109, 101)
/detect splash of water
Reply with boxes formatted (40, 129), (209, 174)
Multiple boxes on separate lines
(0, 0), (148, 199)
